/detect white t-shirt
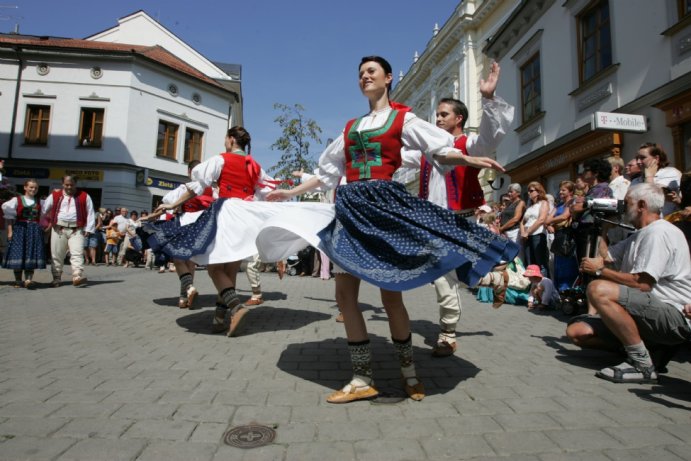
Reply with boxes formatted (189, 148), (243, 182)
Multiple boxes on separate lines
(609, 219), (691, 322)
(522, 201), (546, 236)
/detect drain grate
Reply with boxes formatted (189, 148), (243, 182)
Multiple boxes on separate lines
(223, 424), (276, 449)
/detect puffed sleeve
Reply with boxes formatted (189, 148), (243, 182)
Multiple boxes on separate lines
(1, 196), (18, 220)
(162, 184), (190, 205)
(465, 95), (515, 156)
(402, 114), (455, 175)
(187, 155), (224, 195)
(315, 134), (346, 190)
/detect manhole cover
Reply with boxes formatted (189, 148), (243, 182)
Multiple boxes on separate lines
(223, 425), (276, 449)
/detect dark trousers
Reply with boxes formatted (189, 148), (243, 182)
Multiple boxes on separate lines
(525, 233), (550, 278)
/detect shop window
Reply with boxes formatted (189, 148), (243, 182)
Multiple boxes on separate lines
(78, 108), (104, 148)
(24, 104), (50, 145)
(156, 120), (178, 160)
(679, 0), (691, 19)
(184, 128), (203, 163)
(520, 53), (542, 123)
(578, 0), (612, 83)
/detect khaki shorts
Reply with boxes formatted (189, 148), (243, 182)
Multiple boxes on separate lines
(569, 285), (691, 347)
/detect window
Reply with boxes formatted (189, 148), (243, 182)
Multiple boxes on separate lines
(24, 105), (51, 145)
(156, 120), (178, 159)
(520, 54), (541, 123)
(680, 0), (691, 19)
(579, 0), (612, 82)
(184, 128), (203, 163)
(78, 108), (104, 147)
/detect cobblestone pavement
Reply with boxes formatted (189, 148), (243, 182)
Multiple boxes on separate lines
(0, 264), (689, 461)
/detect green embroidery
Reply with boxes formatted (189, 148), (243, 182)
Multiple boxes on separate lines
(347, 110), (398, 179)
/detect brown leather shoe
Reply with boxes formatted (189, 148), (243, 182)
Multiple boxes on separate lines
(326, 384), (379, 404)
(228, 306), (249, 337)
(186, 286), (198, 309)
(178, 297), (188, 309)
(245, 297), (263, 306)
(432, 341), (457, 357)
(72, 276), (88, 287)
(403, 378), (425, 401)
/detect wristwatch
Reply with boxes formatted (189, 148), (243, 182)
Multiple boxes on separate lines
(595, 266), (604, 277)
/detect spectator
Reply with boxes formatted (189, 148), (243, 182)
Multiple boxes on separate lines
(523, 264), (559, 310)
(607, 156), (630, 201)
(666, 170), (691, 249)
(570, 158), (613, 262)
(626, 158), (643, 184)
(520, 181), (550, 278)
(83, 208), (102, 266)
(636, 142), (682, 216)
(112, 207), (129, 266)
(499, 183), (525, 247)
(476, 257), (531, 308)
(104, 222), (120, 266)
(546, 180), (578, 290)
(566, 183), (691, 383)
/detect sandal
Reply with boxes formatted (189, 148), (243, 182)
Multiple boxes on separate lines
(595, 360), (658, 384)
(326, 381), (379, 404)
(402, 377), (425, 401)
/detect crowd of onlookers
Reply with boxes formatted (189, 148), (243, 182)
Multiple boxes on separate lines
(473, 144), (691, 311)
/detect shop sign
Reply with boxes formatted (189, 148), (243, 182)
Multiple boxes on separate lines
(5, 167), (50, 179)
(50, 168), (104, 182)
(145, 176), (180, 190)
(592, 112), (647, 133)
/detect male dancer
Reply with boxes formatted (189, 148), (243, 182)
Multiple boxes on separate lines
(410, 62), (514, 356)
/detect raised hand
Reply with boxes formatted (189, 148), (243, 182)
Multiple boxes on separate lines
(479, 61), (500, 99)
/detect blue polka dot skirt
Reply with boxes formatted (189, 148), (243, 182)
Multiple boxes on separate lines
(318, 180), (518, 291)
(2, 221), (46, 270)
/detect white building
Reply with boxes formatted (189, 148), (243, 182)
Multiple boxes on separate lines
(391, 0), (518, 195)
(0, 10), (242, 211)
(484, 0), (691, 193)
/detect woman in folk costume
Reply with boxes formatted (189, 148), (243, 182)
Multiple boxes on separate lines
(147, 159), (216, 310)
(147, 127), (331, 336)
(2, 178), (46, 288)
(264, 56), (518, 403)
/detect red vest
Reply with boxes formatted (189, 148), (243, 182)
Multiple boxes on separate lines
(182, 186), (214, 213)
(343, 110), (406, 183)
(217, 152), (261, 199)
(419, 135), (484, 210)
(50, 190), (89, 227)
(16, 196), (41, 222)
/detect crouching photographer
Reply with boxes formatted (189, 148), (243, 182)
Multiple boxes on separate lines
(566, 183), (691, 384)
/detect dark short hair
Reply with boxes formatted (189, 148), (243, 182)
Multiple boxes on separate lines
(227, 126), (252, 154)
(438, 98), (469, 130)
(359, 56), (393, 93)
(583, 158), (612, 183)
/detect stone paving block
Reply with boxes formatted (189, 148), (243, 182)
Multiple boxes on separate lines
(451, 398), (513, 416)
(110, 403), (178, 420)
(159, 390), (216, 405)
(272, 421), (317, 444)
(188, 422), (227, 444)
(135, 441), (217, 461)
(315, 420), (380, 442)
(231, 405), (291, 426)
(0, 417), (69, 437)
(543, 428), (626, 452)
(484, 431), (561, 456)
(267, 389), (322, 407)
(503, 397), (566, 413)
(0, 389), (60, 403)
(440, 415), (505, 436)
(121, 419), (196, 441)
(602, 445), (688, 461)
(421, 434), (496, 459)
(400, 401), (461, 419)
(546, 409), (618, 429)
(0, 401), (64, 418)
(213, 443), (286, 461)
(0, 435), (77, 460)
(213, 390), (268, 406)
(378, 417), (443, 439)
(100, 389), (164, 404)
(354, 438), (426, 461)
(285, 441), (355, 461)
(46, 390), (112, 404)
(290, 405), (351, 423)
(55, 438), (147, 461)
(41, 378), (106, 392)
(602, 426), (685, 448)
(660, 423), (691, 442)
(51, 402), (122, 419)
(173, 403), (235, 424)
(492, 413), (559, 432)
(600, 407), (675, 426)
(539, 452), (611, 461)
(52, 418), (134, 439)
(146, 377), (202, 392)
(651, 406), (691, 423)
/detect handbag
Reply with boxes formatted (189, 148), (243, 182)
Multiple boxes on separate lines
(551, 227), (576, 256)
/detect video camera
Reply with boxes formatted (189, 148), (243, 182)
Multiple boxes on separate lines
(584, 198), (625, 215)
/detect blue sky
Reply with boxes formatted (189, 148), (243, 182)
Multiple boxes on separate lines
(11, 0), (458, 169)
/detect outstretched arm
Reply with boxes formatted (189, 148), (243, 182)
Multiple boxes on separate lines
(266, 176), (323, 201)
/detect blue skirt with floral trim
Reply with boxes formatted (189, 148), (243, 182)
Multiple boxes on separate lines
(317, 180), (518, 291)
(2, 221), (46, 270)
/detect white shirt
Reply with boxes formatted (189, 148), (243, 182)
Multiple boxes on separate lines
(609, 219), (691, 322)
(397, 96), (514, 207)
(41, 191), (96, 233)
(112, 215), (129, 233)
(522, 201), (547, 235)
(1, 196), (36, 220)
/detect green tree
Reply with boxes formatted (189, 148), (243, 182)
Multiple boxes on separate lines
(269, 103), (322, 183)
